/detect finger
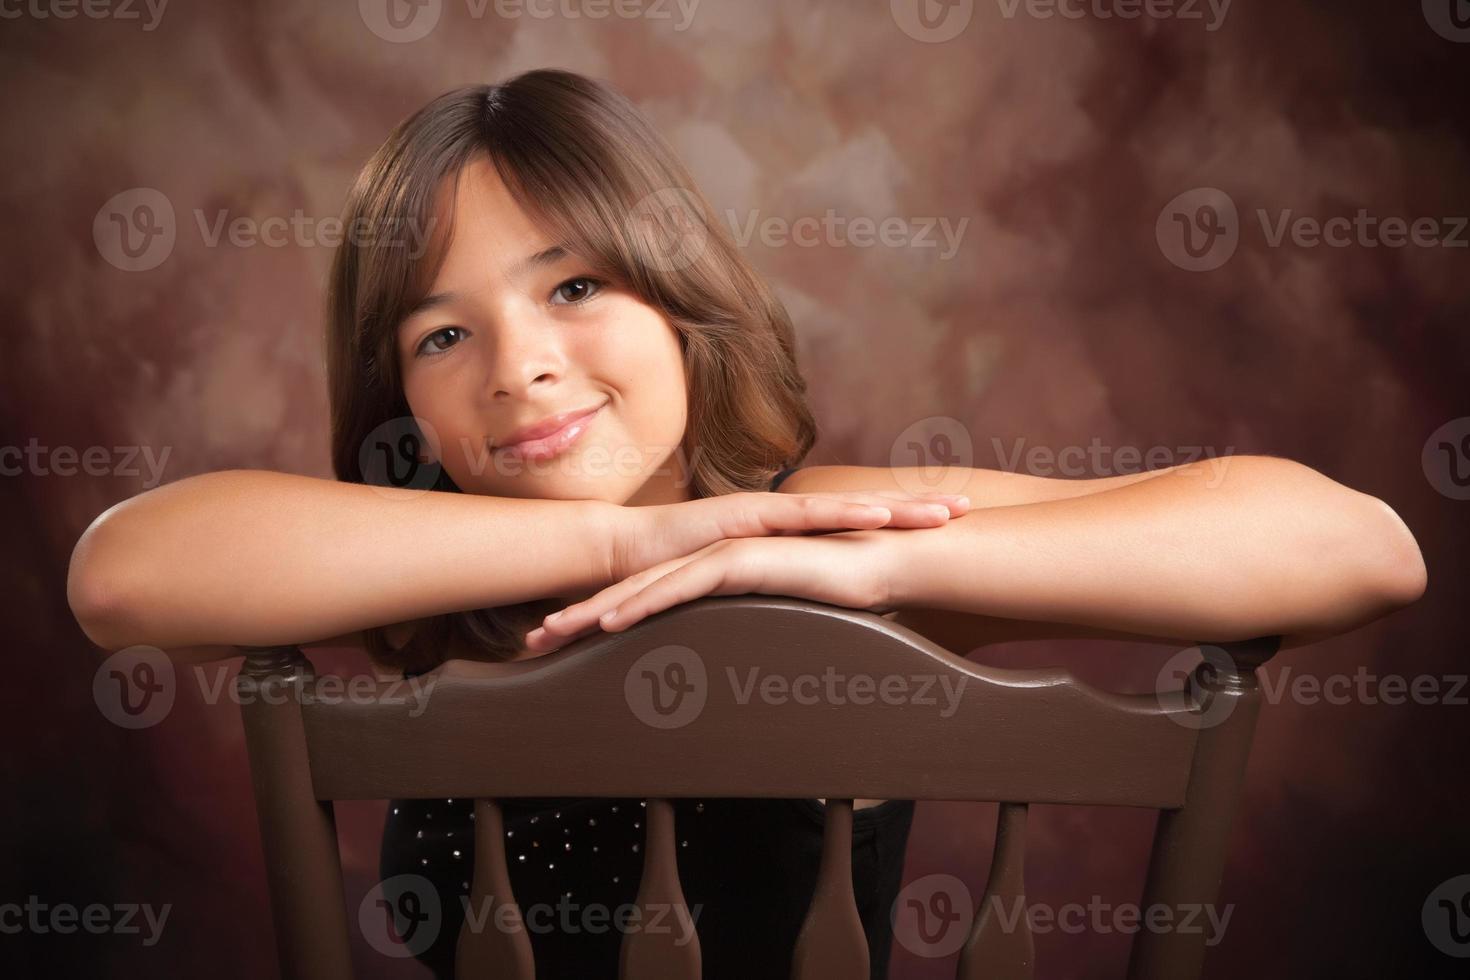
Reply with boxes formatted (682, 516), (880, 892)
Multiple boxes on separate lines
(598, 554), (749, 633)
(780, 491), (970, 528)
(540, 553), (699, 638)
(525, 620), (599, 652)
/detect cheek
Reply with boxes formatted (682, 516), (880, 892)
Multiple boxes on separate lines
(584, 313), (687, 447)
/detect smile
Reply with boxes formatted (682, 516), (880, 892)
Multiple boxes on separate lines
(494, 401), (605, 462)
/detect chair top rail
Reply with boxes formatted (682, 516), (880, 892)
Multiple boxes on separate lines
(271, 597), (1235, 806)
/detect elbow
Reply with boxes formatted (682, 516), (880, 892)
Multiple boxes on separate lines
(1360, 494), (1427, 611)
(67, 518), (142, 651)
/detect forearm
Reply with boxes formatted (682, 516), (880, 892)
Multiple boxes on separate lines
(887, 456), (1427, 644)
(67, 469), (617, 651)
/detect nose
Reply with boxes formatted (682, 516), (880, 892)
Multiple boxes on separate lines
(480, 309), (567, 401)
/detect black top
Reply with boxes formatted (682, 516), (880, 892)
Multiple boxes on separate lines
(377, 466), (918, 978)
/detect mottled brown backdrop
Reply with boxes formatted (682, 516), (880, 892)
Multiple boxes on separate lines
(3, 0), (1468, 977)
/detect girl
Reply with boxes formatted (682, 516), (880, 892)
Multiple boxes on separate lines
(68, 68), (1426, 979)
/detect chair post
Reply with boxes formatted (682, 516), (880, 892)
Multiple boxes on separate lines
(1126, 635), (1281, 980)
(236, 646), (353, 980)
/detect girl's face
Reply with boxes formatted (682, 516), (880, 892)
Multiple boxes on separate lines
(397, 156), (690, 505)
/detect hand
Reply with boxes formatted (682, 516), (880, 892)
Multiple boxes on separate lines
(526, 528), (912, 652)
(607, 489), (970, 583)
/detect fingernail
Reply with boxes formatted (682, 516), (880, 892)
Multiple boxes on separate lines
(926, 504), (950, 518)
(600, 608), (620, 625)
(546, 610), (563, 623)
(955, 496), (971, 507)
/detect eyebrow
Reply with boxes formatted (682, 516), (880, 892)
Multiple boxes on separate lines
(401, 244), (572, 322)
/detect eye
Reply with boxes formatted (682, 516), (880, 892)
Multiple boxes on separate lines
(416, 326), (466, 357)
(550, 276), (604, 307)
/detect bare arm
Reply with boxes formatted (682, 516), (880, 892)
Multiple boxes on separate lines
(885, 456), (1426, 648)
(67, 469), (960, 660)
(783, 458), (1427, 650)
(66, 469), (617, 654)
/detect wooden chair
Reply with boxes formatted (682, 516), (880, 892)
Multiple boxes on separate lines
(234, 595), (1281, 979)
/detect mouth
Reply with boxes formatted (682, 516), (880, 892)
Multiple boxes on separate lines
(494, 400), (606, 463)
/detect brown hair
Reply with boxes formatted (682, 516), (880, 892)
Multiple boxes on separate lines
(325, 68), (816, 672)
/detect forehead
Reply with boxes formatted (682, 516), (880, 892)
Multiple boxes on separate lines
(427, 156), (551, 284)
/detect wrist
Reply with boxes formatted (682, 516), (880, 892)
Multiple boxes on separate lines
(880, 518), (961, 613)
(870, 526), (921, 614)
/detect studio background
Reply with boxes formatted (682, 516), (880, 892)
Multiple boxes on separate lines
(3, 0), (1467, 976)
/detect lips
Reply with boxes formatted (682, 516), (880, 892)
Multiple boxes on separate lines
(495, 400), (606, 461)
